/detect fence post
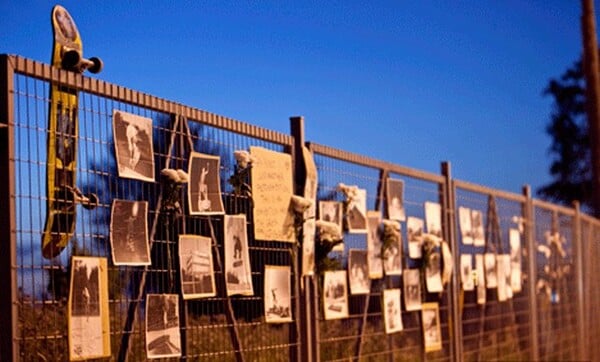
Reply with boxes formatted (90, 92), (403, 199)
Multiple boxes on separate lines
(522, 186), (539, 361)
(0, 54), (18, 362)
(572, 201), (586, 361)
(290, 116), (313, 362)
(440, 162), (462, 362)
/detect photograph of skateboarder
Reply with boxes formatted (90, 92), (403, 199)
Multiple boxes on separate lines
(188, 152), (225, 215)
(110, 200), (150, 266)
(224, 214), (253, 296)
(113, 110), (155, 182)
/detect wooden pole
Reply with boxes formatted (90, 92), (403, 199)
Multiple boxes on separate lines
(581, 0), (600, 216)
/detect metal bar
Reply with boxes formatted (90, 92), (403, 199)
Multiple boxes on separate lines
(441, 162), (463, 362)
(307, 142), (445, 184)
(454, 179), (526, 204)
(7, 55), (293, 147)
(522, 186), (539, 361)
(290, 116), (313, 362)
(0, 53), (18, 362)
(572, 201), (586, 361)
(531, 198), (576, 216)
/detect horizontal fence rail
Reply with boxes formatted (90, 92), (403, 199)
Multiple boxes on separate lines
(1, 54), (599, 361)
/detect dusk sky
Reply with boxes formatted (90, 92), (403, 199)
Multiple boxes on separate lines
(1, 1), (596, 195)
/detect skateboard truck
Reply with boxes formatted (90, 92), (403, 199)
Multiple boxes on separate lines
(66, 185), (99, 210)
(61, 47), (103, 74)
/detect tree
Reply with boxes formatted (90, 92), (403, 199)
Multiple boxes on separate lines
(538, 58), (593, 211)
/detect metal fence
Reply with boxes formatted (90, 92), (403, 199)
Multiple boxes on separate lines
(1, 54), (599, 361)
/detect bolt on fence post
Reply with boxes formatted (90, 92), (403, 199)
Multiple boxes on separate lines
(572, 201), (586, 361)
(522, 186), (539, 361)
(0, 54), (18, 362)
(290, 116), (313, 362)
(441, 162), (463, 362)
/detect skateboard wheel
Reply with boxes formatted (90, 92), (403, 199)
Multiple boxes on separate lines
(61, 49), (81, 70)
(82, 193), (99, 210)
(88, 57), (103, 74)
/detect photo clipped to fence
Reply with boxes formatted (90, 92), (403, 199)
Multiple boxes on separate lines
(475, 254), (486, 304)
(319, 201), (344, 251)
(471, 209), (486, 247)
(302, 146), (318, 276)
(367, 211), (383, 279)
(407, 216), (424, 259)
(112, 110), (155, 182)
(187, 152), (225, 215)
(382, 220), (403, 276)
(383, 288), (403, 334)
(323, 270), (349, 320)
(460, 254), (474, 291)
(422, 302), (442, 352)
(386, 177), (406, 221)
(509, 228), (522, 293)
(459, 206), (473, 245)
(403, 268), (422, 311)
(264, 265), (292, 323)
(178, 234), (216, 299)
(145, 294), (181, 359)
(348, 249), (370, 295)
(425, 201), (443, 239)
(68, 256), (110, 361)
(346, 187), (368, 233)
(110, 200), (151, 266)
(224, 214), (254, 296)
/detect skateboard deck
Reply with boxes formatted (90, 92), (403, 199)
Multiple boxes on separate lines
(42, 5), (101, 259)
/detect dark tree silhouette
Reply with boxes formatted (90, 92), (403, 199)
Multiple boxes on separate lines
(538, 58), (593, 211)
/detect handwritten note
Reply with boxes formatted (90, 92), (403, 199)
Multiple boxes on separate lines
(250, 146), (295, 242)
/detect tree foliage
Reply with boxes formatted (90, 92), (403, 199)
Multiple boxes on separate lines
(538, 58), (592, 211)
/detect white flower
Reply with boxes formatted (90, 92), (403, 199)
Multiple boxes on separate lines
(337, 183), (359, 201)
(290, 195), (313, 213)
(161, 168), (189, 183)
(316, 220), (343, 242)
(422, 232), (442, 246)
(234, 150), (257, 168)
(176, 169), (189, 183)
(382, 219), (400, 233)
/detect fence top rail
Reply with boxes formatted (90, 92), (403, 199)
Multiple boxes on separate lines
(453, 179), (527, 204)
(532, 197), (576, 216)
(306, 141), (446, 184)
(4, 54), (293, 146)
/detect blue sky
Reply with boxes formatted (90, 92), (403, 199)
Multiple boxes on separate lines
(0, 1), (595, 195)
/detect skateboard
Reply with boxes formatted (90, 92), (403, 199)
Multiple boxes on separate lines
(42, 5), (103, 259)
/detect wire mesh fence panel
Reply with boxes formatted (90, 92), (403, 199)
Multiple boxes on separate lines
(532, 203), (579, 361)
(454, 185), (531, 362)
(10, 57), (300, 361)
(311, 148), (453, 362)
(582, 217), (600, 362)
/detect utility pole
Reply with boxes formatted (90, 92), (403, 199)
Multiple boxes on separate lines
(581, 0), (600, 216)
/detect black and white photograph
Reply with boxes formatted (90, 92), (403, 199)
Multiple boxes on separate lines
(383, 289), (403, 334)
(498, 254), (512, 300)
(264, 265), (292, 323)
(188, 152), (225, 215)
(145, 294), (181, 359)
(407, 217), (424, 259)
(110, 200), (151, 266)
(471, 209), (485, 247)
(178, 234), (216, 299)
(484, 253), (497, 288)
(225, 214), (254, 296)
(403, 269), (422, 311)
(68, 256), (110, 360)
(458, 206), (473, 245)
(509, 228), (522, 293)
(422, 302), (442, 352)
(475, 254), (486, 304)
(367, 211), (383, 279)
(319, 201), (344, 251)
(112, 110), (155, 182)
(386, 178), (406, 221)
(425, 202), (442, 238)
(323, 270), (349, 320)
(347, 188), (367, 233)
(383, 221), (403, 276)
(348, 249), (370, 295)
(460, 254), (474, 291)
(426, 245), (443, 293)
